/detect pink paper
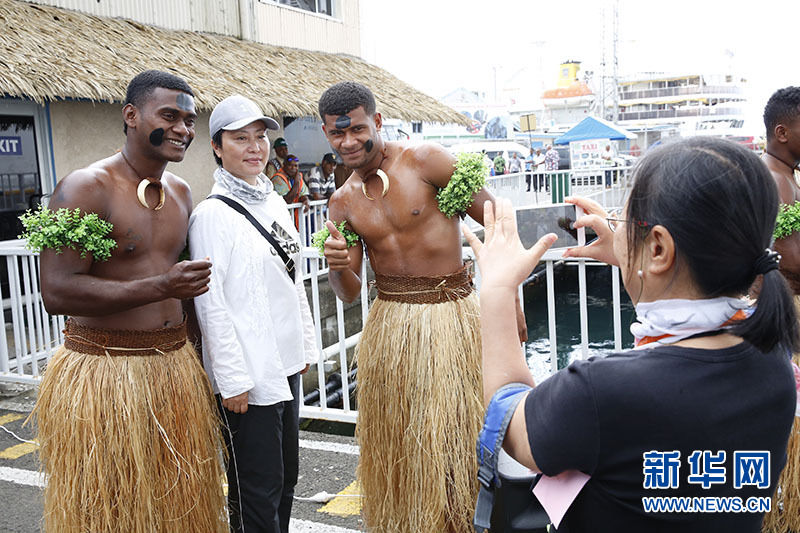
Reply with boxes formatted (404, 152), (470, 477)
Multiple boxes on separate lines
(532, 470), (591, 529)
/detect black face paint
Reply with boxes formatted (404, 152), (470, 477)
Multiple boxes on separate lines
(176, 92), (193, 111)
(149, 128), (164, 146)
(335, 115), (351, 129)
(364, 139), (374, 153)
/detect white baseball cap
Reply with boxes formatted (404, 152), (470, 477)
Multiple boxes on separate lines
(209, 94), (279, 138)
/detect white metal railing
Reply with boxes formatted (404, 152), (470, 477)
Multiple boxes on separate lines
(0, 241), (66, 384)
(0, 170), (634, 424)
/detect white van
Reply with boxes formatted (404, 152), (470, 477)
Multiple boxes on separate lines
(449, 141), (530, 169)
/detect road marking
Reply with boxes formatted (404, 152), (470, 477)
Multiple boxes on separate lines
(0, 413), (24, 426)
(290, 518), (358, 532)
(0, 441), (37, 459)
(0, 467), (358, 532)
(318, 481), (361, 517)
(0, 465), (44, 487)
(299, 438), (359, 456)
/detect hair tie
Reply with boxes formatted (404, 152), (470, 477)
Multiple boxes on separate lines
(754, 248), (781, 275)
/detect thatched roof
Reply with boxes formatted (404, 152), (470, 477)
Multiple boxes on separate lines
(0, 0), (469, 125)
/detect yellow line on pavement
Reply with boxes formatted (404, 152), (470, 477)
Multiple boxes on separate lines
(0, 413), (24, 426)
(318, 481), (361, 517)
(0, 441), (38, 460)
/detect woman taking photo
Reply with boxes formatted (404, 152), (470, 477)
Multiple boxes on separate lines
(465, 137), (798, 532)
(189, 95), (317, 533)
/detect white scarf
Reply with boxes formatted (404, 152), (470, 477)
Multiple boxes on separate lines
(631, 297), (751, 349)
(213, 166), (271, 204)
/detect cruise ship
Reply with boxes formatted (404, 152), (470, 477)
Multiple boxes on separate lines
(614, 73), (752, 148)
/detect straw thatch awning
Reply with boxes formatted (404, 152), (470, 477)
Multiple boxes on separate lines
(0, 0), (469, 125)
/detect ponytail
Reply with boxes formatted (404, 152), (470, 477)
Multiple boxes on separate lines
(733, 269), (799, 354)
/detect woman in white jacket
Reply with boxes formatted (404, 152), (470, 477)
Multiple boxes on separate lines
(189, 94), (317, 533)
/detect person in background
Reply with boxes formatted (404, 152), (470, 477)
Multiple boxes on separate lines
(760, 85), (800, 532)
(189, 94), (316, 533)
(524, 147), (535, 191)
(271, 154), (310, 227)
(266, 136), (289, 178)
(544, 144), (559, 171)
(493, 152), (506, 175)
(465, 137), (797, 532)
(508, 152), (522, 174)
(602, 143), (617, 188)
(533, 147), (547, 190)
(307, 152), (338, 201)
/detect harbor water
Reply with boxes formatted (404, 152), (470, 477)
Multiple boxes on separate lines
(524, 263), (636, 383)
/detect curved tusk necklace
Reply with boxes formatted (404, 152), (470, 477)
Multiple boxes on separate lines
(361, 150), (390, 201)
(361, 169), (390, 200)
(120, 151), (166, 210)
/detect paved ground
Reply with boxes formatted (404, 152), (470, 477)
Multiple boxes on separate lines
(0, 386), (362, 533)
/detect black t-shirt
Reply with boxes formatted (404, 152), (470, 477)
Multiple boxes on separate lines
(524, 342), (795, 532)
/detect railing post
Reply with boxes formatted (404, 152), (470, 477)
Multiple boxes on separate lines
(546, 260), (558, 373)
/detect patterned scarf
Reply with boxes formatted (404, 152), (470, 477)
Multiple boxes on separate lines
(631, 297), (751, 349)
(213, 166), (271, 204)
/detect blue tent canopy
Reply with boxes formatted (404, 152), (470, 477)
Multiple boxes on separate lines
(554, 117), (636, 145)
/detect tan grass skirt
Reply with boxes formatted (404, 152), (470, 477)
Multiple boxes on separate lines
(763, 297), (800, 533)
(31, 319), (227, 533)
(356, 266), (483, 533)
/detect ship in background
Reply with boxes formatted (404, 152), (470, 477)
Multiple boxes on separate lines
(613, 73), (755, 151)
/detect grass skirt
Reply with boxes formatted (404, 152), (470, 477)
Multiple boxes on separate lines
(31, 320), (227, 533)
(763, 295), (800, 532)
(355, 273), (482, 533)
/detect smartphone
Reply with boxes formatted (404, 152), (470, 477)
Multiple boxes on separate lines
(515, 203), (586, 250)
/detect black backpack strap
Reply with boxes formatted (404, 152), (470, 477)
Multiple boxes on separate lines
(208, 194), (296, 282)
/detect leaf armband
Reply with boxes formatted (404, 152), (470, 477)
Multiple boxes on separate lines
(18, 206), (117, 261)
(436, 152), (488, 218)
(774, 201), (800, 240)
(311, 221), (361, 257)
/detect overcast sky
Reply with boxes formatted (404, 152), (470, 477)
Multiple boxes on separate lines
(360, 0), (797, 130)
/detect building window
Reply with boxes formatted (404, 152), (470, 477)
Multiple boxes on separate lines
(267, 0), (338, 18)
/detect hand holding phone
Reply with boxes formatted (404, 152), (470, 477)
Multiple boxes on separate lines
(515, 203), (586, 251)
(462, 199), (557, 291)
(562, 196), (620, 266)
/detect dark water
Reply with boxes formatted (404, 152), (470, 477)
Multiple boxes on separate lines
(523, 263), (637, 380)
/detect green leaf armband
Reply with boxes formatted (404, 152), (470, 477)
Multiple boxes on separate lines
(436, 152), (488, 218)
(774, 201), (800, 240)
(311, 221), (361, 257)
(18, 206), (117, 262)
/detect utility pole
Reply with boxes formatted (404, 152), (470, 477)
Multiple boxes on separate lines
(612, 0), (619, 123)
(600, 4), (606, 120)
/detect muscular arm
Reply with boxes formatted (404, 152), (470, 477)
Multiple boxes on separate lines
(40, 169), (209, 316)
(324, 195), (364, 303)
(421, 145), (528, 339)
(419, 144), (497, 225)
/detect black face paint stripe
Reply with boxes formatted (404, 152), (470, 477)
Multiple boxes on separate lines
(335, 115), (351, 129)
(364, 139), (374, 153)
(149, 128), (164, 146)
(176, 92), (193, 111)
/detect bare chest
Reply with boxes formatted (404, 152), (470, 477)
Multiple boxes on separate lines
(349, 177), (447, 241)
(105, 190), (188, 259)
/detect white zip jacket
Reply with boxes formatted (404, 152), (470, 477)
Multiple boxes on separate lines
(189, 182), (317, 405)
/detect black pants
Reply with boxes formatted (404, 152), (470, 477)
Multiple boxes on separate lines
(219, 373), (301, 533)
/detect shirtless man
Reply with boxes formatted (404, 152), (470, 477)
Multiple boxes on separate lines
(761, 86), (800, 533)
(319, 81), (522, 533)
(763, 86), (800, 293)
(33, 70), (226, 532)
